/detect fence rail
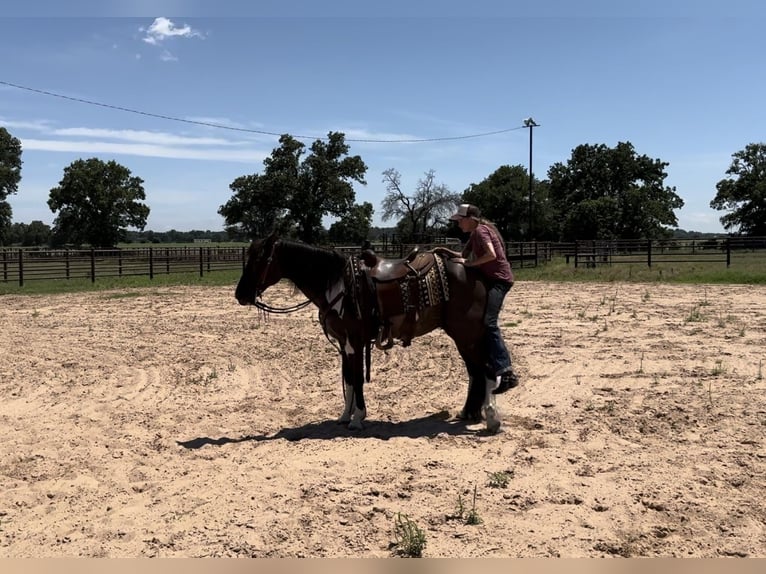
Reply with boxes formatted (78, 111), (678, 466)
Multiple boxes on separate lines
(1, 246), (247, 286)
(3, 237), (764, 287)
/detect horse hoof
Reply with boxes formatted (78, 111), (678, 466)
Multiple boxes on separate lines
(484, 406), (501, 434)
(348, 420), (364, 431)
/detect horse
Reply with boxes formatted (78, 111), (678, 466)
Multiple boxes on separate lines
(235, 232), (503, 432)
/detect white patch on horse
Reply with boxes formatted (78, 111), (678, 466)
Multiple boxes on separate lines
(339, 383), (354, 423)
(343, 339), (354, 355)
(483, 377), (501, 433)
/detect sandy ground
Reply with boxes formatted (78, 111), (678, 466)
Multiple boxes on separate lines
(1, 280), (765, 558)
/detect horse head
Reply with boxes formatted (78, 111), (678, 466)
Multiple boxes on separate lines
(236, 232), (282, 305)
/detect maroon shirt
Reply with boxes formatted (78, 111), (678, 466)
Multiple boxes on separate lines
(467, 224), (514, 284)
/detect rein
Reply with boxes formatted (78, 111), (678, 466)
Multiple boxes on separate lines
(252, 298), (313, 314)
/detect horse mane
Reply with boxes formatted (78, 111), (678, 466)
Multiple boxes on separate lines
(276, 239), (348, 293)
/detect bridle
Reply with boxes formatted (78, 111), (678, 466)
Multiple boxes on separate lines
(250, 239), (312, 314)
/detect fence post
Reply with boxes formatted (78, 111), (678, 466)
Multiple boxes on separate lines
(199, 247), (204, 277)
(90, 248), (96, 282)
(242, 246), (246, 272)
(149, 247), (154, 279)
(534, 241), (539, 268)
(207, 247), (211, 273)
(2, 249), (7, 282)
(647, 240), (652, 267)
(118, 248), (122, 277)
(726, 238), (731, 267)
(18, 249), (24, 287)
(574, 242), (579, 268)
(165, 247), (170, 274)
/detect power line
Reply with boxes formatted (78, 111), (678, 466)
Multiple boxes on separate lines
(1, 80), (527, 143)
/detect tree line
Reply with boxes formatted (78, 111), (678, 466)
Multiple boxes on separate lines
(1, 125), (765, 248)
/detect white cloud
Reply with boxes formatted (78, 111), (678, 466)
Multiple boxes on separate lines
(21, 138), (268, 164)
(51, 127), (239, 147)
(141, 17), (204, 45)
(160, 49), (178, 62)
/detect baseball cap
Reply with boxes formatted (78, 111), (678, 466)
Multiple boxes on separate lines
(449, 204), (481, 221)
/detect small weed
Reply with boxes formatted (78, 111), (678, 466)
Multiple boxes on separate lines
(637, 352), (644, 374)
(189, 369), (219, 385)
(393, 513), (426, 558)
(465, 485), (483, 525)
(31, 309), (40, 318)
(486, 470), (513, 489)
(711, 360), (725, 376)
(685, 305), (704, 323)
(757, 359), (763, 381)
(642, 290), (651, 302)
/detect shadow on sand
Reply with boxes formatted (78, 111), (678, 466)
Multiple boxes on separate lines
(177, 410), (494, 450)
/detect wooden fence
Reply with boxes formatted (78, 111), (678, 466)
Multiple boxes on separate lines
(3, 237), (762, 287)
(1, 246), (247, 287)
(562, 237), (766, 268)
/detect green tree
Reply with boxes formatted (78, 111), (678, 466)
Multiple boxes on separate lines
(9, 220), (51, 246)
(48, 158), (150, 247)
(0, 127), (23, 245)
(328, 201), (374, 245)
(219, 132), (367, 244)
(462, 164), (552, 241)
(218, 173), (291, 240)
(710, 143), (766, 236)
(381, 168), (461, 242)
(547, 141), (683, 240)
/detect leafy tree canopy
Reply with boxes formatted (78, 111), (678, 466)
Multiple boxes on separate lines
(547, 141), (683, 240)
(710, 143), (766, 236)
(380, 168), (461, 243)
(219, 132), (367, 244)
(328, 201), (374, 245)
(0, 126), (23, 245)
(6, 220), (51, 246)
(48, 158), (150, 248)
(462, 164), (550, 241)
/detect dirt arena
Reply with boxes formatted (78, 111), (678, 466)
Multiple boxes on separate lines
(1, 280), (764, 557)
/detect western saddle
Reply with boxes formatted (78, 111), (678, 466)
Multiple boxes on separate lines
(360, 247), (451, 349)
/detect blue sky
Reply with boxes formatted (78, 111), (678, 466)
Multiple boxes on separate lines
(2, 1), (765, 234)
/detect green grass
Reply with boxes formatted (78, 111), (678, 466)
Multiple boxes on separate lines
(2, 252), (766, 296)
(0, 270), (241, 296)
(515, 256), (766, 284)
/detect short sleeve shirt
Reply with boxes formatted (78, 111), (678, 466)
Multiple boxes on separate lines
(467, 224), (514, 284)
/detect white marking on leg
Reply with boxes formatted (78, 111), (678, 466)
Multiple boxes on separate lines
(339, 383), (354, 423)
(349, 405), (367, 430)
(483, 377), (501, 433)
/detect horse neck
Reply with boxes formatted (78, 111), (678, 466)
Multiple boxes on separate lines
(276, 242), (346, 308)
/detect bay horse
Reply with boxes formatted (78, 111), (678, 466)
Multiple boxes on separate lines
(235, 232), (503, 432)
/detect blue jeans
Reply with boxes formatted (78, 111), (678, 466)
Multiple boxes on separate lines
(484, 280), (513, 376)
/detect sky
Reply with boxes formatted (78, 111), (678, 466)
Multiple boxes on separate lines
(1, 1), (765, 234)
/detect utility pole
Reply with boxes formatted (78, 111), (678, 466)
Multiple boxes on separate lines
(523, 117), (539, 240)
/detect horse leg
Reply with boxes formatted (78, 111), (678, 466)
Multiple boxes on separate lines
(457, 355), (487, 423)
(338, 352), (354, 423)
(337, 342), (367, 430)
(482, 376), (501, 434)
